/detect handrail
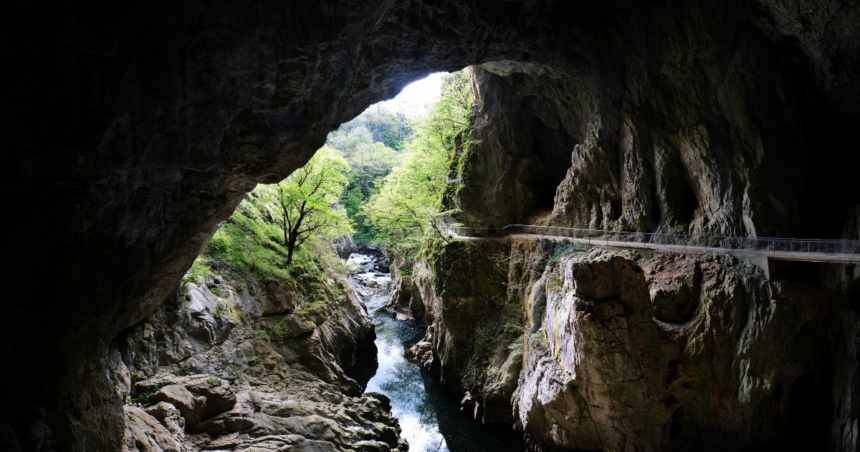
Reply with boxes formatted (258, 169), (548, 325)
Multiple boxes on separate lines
(438, 223), (860, 256)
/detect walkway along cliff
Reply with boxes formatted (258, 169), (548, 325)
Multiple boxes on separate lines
(3, 0), (860, 450)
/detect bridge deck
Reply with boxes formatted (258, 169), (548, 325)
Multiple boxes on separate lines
(449, 233), (860, 264)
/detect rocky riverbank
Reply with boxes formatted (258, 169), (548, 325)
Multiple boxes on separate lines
(110, 269), (406, 452)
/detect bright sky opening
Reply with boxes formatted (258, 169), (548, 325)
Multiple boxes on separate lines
(377, 72), (445, 117)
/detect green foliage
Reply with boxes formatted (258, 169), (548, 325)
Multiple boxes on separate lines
(200, 148), (351, 282)
(470, 330), (499, 363)
(504, 322), (526, 351)
(258, 329), (270, 340)
(269, 147), (352, 264)
(537, 239), (586, 271)
(398, 265), (414, 279)
(271, 321), (292, 339)
(361, 69), (476, 255)
(327, 105), (411, 152)
(507, 335), (525, 352)
(327, 107), (409, 243)
(503, 322), (525, 334)
(183, 258), (210, 285)
(206, 376), (221, 386)
(131, 392), (150, 405)
(179, 367), (192, 376)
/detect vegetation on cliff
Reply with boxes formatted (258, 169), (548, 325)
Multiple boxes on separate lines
(361, 69), (477, 256)
(185, 148), (352, 291)
(185, 69), (477, 295)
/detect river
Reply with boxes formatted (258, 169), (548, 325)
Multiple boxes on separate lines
(345, 254), (526, 452)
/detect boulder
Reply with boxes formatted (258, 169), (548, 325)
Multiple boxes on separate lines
(353, 440), (391, 452)
(183, 376), (237, 416)
(148, 385), (207, 425)
(123, 407), (183, 452)
(144, 402), (185, 435)
(336, 236), (358, 259)
(263, 281), (297, 315)
(192, 412), (254, 436)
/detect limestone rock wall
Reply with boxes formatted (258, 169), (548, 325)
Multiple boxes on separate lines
(108, 270), (402, 452)
(3, 0), (860, 449)
(446, 66), (578, 227)
(455, 52), (860, 238)
(411, 239), (860, 451)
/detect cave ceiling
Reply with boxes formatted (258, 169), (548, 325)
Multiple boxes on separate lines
(1, 0), (859, 450)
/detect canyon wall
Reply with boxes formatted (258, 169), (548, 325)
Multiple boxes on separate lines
(452, 59), (860, 239)
(3, 0), (860, 449)
(406, 239), (859, 451)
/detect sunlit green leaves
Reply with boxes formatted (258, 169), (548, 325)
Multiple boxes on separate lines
(361, 68), (476, 255)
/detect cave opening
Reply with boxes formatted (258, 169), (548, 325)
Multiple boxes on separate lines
(522, 105), (576, 215)
(674, 179), (699, 227)
(609, 198), (623, 222)
(4, 0), (860, 450)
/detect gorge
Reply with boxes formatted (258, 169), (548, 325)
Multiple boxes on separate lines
(3, 0), (860, 451)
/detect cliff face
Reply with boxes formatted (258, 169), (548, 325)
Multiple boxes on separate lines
(453, 52), (860, 239)
(109, 269), (403, 452)
(409, 239), (860, 451)
(3, 0), (860, 449)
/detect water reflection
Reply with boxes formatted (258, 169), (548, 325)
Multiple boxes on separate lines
(346, 254), (525, 452)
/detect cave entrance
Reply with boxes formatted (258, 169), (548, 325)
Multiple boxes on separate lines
(520, 100), (576, 218)
(319, 69), (473, 243)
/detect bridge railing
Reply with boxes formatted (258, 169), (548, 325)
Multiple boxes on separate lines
(442, 224), (860, 256)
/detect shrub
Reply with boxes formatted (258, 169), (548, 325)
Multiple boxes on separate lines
(183, 258), (210, 285)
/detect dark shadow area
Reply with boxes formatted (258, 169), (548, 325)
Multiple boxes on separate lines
(344, 342), (379, 391)
(609, 198), (623, 221)
(771, 260), (823, 285)
(522, 105), (575, 211)
(677, 182), (698, 226)
(770, 370), (834, 452)
(795, 98), (860, 239)
(420, 369), (526, 452)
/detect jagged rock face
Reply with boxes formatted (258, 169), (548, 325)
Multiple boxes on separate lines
(459, 46), (860, 238)
(3, 0), (860, 449)
(413, 239), (860, 451)
(513, 247), (853, 451)
(448, 66), (577, 227)
(111, 270), (400, 451)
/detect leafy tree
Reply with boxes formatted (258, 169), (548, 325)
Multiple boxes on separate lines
(422, 69), (474, 161)
(361, 68), (477, 254)
(268, 147), (351, 264)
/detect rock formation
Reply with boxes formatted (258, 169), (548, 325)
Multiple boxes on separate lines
(111, 268), (402, 451)
(409, 239), (860, 451)
(2, 0), (860, 449)
(336, 236), (359, 260)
